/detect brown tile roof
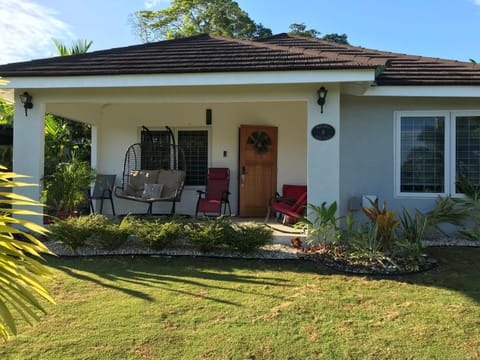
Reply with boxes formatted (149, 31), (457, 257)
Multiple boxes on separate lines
(1, 33), (479, 86)
(259, 34), (480, 85)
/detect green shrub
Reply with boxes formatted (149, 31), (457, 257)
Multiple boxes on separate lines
(185, 221), (225, 251)
(117, 215), (141, 234)
(49, 216), (93, 251)
(42, 158), (95, 215)
(88, 225), (129, 251)
(132, 218), (183, 249)
(224, 224), (273, 252)
(48, 214), (128, 251)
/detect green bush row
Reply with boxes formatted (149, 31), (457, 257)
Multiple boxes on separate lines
(48, 215), (273, 253)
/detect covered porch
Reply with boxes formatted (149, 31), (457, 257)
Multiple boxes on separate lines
(11, 79), (369, 223)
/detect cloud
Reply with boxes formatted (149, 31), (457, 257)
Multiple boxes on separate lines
(0, 0), (73, 64)
(474, 0), (480, 5)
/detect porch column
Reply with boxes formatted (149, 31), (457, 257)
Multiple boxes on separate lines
(306, 84), (340, 210)
(12, 90), (45, 224)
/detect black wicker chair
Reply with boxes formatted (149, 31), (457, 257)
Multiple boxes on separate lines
(114, 142), (186, 215)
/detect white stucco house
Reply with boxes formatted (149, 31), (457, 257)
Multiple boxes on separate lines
(1, 33), (480, 223)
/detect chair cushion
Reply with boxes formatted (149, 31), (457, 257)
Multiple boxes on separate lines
(282, 184), (307, 199)
(142, 183), (164, 199)
(157, 170), (185, 199)
(197, 199), (222, 214)
(125, 170), (160, 197)
(271, 202), (304, 219)
(291, 192), (308, 212)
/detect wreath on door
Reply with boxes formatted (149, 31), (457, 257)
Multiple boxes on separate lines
(247, 131), (272, 154)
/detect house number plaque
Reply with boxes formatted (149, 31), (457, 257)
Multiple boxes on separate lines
(311, 124), (335, 141)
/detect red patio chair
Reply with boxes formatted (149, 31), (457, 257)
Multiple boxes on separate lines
(265, 184), (307, 224)
(195, 168), (231, 217)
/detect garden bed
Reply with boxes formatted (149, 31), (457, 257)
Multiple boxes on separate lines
(298, 251), (438, 276)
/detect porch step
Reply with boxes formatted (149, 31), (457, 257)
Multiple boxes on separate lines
(232, 217), (306, 246)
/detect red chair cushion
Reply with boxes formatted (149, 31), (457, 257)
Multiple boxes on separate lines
(282, 185), (307, 199)
(291, 192), (307, 212)
(197, 199), (222, 213)
(271, 201), (304, 219)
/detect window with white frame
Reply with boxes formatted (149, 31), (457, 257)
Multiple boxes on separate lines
(395, 111), (480, 197)
(140, 128), (209, 186)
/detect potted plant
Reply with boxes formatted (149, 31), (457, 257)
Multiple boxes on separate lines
(43, 157), (95, 219)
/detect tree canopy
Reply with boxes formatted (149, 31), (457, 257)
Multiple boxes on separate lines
(288, 22), (349, 44)
(132, 1), (349, 45)
(132, 0), (272, 42)
(288, 23), (321, 39)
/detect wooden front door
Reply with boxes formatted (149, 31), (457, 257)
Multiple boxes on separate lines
(238, 125), (278, 217)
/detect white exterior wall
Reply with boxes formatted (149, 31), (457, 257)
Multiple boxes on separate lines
(98, 100), (307, 215)
(307, 84), (340, 209)
(12, 90), (45, 223)
(340, 95), (480, 217)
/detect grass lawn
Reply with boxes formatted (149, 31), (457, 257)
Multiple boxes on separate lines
(1, 247), (479, 360)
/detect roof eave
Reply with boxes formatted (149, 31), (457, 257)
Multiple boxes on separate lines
(0, 69), (376, 89)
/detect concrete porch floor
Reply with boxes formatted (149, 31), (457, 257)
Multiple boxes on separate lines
(231, 217), (306, 246)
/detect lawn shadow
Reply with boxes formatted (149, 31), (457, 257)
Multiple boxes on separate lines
(393, 247), (480, 304)
(322, 247), (480, 304)
(49, 247), (479, 306)
(50, 256), (318, 306)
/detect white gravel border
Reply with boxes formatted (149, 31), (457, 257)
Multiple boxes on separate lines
(43, 239), (299, 260)
(43, 236), (479, 260)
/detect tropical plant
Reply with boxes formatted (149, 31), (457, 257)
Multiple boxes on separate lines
(0, 166), (54, 341)
(351, 223), (381, 258)
(0, 84), (13, 170)
(397, 208), (428, 264)
(399, 207), (428, 245)
(361, 199), (399, 252)
(0, 100), (13, 125)
(44, 39), (92, 182)
(44, 114), (91, 181)
(42, 157), (95, 216)
(295, 202), (341, 246)
(454, 175), (480, 240)
(426, 195), (469, 237)
(52, 38), (93, 56)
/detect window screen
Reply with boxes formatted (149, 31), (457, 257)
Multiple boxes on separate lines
(178, 130), (208, 186)
(140, 130), (169, 169)
(400, 116), (445, 193)
(456, 116), (480, 190)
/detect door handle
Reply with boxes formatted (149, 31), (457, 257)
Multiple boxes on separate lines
(241, 166), (246, 186)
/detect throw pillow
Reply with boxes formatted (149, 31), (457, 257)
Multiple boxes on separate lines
(142, 183), (164, 199)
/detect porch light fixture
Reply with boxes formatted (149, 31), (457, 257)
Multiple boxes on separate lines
(317, 86), (328, 114)
(19, 92), (33, 116)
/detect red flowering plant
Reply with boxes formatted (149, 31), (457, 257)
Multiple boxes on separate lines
(290, 236), (345, 257)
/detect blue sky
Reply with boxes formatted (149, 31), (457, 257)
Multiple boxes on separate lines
(1, 0), (480, 65)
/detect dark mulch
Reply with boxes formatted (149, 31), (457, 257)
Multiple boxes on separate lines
(299, 252), (438, 276)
